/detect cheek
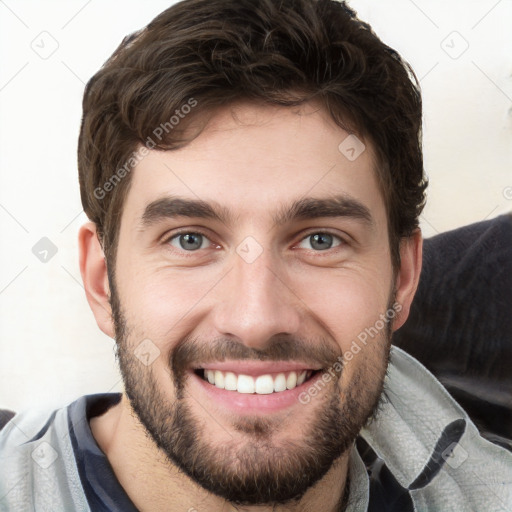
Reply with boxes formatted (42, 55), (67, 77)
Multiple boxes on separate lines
(119, 265), (219, 344)
(292, 264), (393, 353)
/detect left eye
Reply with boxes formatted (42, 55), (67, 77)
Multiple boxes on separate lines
(297, 233), (343, 251)
(168, 232), (210, 251)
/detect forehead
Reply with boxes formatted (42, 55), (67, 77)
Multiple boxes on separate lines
(123, 102), (385, 229)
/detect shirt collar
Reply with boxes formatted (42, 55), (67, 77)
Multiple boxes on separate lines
(360, 345), (467, 488)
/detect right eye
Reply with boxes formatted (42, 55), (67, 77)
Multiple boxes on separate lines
(166, 232), (212, 252)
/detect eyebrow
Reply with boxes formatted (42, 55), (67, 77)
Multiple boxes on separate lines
(271, 195), (373, 227)
(138, 194), (373, 231)
(139, 197), (235, 229)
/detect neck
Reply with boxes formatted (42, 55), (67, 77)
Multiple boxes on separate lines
(90, 393), (351, 512)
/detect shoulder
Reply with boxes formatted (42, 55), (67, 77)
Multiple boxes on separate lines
(0, 397), (91, 511)
(361, 347), (512, 511)
(0, 402), (62, 450)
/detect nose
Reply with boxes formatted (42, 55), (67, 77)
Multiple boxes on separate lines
(210, 246), (302, 350)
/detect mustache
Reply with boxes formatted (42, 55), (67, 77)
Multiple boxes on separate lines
(171, 334), (342, 383)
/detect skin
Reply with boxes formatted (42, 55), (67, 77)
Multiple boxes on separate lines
(79, 101), (422, 512)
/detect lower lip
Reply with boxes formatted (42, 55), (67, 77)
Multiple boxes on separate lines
(189, 371), (323, 414)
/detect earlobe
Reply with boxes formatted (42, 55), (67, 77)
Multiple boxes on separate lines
(78, 222), (115, 338)
(392, 229), (423, 331)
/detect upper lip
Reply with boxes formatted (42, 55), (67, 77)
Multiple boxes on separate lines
(196, 361), (322, 376)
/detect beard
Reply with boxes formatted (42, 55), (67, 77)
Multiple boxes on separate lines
(109, 273), (393, 506)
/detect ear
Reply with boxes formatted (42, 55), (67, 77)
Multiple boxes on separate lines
(392, 229), (423, 331)
(78, 222), (115, 338)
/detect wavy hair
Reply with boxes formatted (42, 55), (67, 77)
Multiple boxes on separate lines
(78, 0), (427, 271)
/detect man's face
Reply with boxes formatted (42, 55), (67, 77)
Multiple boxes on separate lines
(110, 102), (396, 505)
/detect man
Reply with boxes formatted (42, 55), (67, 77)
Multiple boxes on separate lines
(0, 0), (510, 510)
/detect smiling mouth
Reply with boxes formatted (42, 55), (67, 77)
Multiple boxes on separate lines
(194, 368), (321, 395)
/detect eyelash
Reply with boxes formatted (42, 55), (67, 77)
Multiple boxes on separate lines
(162, 229), (347, 255)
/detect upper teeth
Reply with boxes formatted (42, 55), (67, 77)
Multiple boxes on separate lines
(204, 370), (309, 394)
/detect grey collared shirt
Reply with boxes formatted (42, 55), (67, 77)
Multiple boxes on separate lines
(344, 346), (512, 511)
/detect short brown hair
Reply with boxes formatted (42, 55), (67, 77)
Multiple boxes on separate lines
(78, 0), (427, 272)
